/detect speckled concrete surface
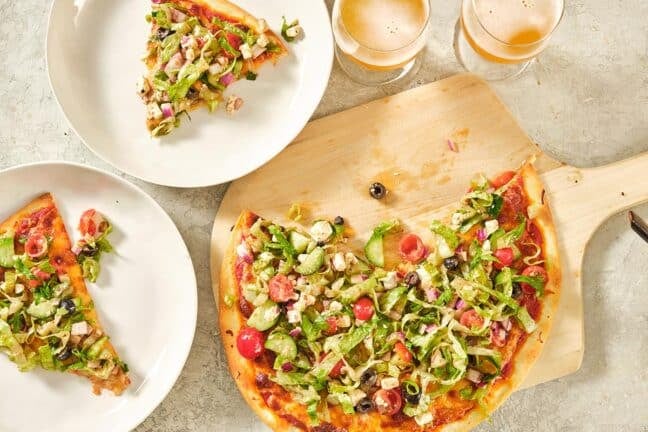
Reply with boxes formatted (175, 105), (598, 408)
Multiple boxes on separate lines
(0, 0), (647, 431)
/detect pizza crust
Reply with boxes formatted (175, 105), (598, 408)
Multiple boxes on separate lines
(218, 158), (562, 431)
(168, 0), (287, 58)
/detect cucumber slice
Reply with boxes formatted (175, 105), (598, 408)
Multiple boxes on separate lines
(87, 336), (109, 360)
(364, 233), (385, 267)
(265, 332), (297, 362)
(295, 247), (325, 275)
(364, 220), (400, 267)
(289, 231), (310, 254)
(338, 277), (377, 304)
(0, 230), (15, 268)
(247, 300), (280, 331)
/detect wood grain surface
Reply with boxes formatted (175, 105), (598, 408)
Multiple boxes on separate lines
(210, 73), (648, 389)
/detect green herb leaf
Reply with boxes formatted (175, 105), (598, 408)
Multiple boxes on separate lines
(487, 194), (504, 217)
(513, 275), (545, 296)
(281, 16), (299, 42)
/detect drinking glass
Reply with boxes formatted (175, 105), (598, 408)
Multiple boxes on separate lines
(454, 0), (565, 81)
(332, 0), (432, 86)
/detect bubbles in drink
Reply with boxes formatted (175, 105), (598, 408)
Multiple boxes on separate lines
(461, 0), (563, 63)
(333, 0), (430, 70)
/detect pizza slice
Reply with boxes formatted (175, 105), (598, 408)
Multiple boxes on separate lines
(139, 0), (288, 136)
(218, 160), (560, 431)
(0, 194), (130, 395)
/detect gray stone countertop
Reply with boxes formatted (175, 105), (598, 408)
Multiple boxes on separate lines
(0, 0), (646, 431)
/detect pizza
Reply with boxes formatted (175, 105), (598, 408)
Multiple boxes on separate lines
(218, 161), (561, 431)
(0, 194), (130, 395)
(138, 0), (288, 136)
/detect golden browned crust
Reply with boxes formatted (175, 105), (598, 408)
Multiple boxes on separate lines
(218, 159), (562, 431)
(433, 159), (562, 432)
(0, 194), (130, 395)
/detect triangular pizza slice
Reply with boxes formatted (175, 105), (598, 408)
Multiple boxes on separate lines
(0, 194), (130, 395)
(139, 0), (288, 136)
(218, 160), (561, 431)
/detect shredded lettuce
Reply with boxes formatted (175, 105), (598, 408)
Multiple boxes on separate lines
(0, 319), (28, 369)
(516, 307), (537, 333)
(430, 221), (459, 250)
(338, 325), (371, 354)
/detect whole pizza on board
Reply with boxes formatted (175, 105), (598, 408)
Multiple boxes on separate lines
(218, 160), (561, 431)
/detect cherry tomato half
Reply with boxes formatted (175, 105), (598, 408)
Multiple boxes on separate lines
(399, 233), (427, 263)
(79, 209), (107, 238)
(236, 327), (266, 360)
(493, 247), (514, 270)
(372, 389), (403, 416)
(460, 309), (485, 329)
(393, 341), (413, 363)
(226, 32), (243, 50)
(353, 297), (374, 321)
(32, 267), (51, 281)
(25, 233), (48, 259)
(520, 265), (548, 295)
(490, 171), (516, 189)
(268, 274), (295, 303)
(324, 316), (338, 335)
(329, 359), (345, 378)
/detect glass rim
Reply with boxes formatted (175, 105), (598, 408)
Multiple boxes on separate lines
(469, 0), (566, 48)
(333, 0), (432, 54)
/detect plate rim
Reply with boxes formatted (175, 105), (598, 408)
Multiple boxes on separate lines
(45, 0), (334, 188)
(0, 160), (198, 431)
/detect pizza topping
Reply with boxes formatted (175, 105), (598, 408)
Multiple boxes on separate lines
(73, 210), (114, 283)
(365, 219), (400, 266)
(355, 397), (374, 413)
(493, 247), (514, 269)
(398, 233), (427, 263)
(520, 265), (548, 295)
(236, 327), (266, 359)
(0, 223), (127, 380)
(442, 255), (460, 271)
(352, 297), (374, 321)
(25, 233), (49, 259)
(141, 2), (285, 136)
(372, 389), (402, 415)
(281, 17), (302, 43)
(268, 274), (296, 303)
(231, 170), (550, 426)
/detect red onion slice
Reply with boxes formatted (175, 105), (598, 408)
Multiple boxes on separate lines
(424, 288), (439, 302)
(170, 8), (187, 23)
(160, 103), (174, 118)
(220, 72), (235, 86)
(447, 139), (459, 153)
(289, 327), (302, 338)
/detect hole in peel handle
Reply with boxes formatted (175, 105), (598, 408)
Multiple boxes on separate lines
(628, 211), (648, 244)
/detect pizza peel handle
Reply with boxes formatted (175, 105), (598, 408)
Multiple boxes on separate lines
(522, 150), (648, 388)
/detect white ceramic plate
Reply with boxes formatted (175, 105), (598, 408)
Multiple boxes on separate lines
(47, 0), (333, 187)
(0, 162), (197, 432)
